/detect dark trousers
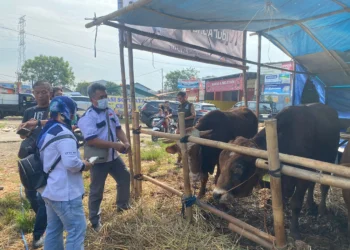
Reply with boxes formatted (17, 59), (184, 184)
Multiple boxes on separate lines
(88, 157), (130, 226)
(24, 189), (47, 240)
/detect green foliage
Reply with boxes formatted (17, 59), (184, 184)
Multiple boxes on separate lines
(105, 81), (122, 95)
(21, 55), (75, 86)
(164, 68), (199, 91)
(75, 81), (91, 96)
(0, 193), (34, 233)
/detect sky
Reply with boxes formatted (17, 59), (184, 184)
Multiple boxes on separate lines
(0, 0), (290, 91)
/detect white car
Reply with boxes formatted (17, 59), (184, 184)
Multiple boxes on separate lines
(69, 95), (91, 111)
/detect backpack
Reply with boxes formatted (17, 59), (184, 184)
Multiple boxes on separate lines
(18, 127), (42, 159)
(18, 134), (76, 191)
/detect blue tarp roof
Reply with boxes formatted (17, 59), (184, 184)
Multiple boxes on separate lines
(89, 0), (350, 87)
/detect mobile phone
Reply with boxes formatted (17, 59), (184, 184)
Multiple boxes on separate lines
(16, 128), (31, 136)
(88, 156), (99, 164)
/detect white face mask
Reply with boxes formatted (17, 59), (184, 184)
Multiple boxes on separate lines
(97, 98), (108, 109)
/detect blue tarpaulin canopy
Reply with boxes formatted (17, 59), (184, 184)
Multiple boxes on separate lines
(86, 0), (350, 117)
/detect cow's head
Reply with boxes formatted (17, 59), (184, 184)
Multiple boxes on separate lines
(165, 127), (212, 182)
(213, 137), (261, 204)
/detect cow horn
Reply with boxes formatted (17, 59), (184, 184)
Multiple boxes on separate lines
(199, 130), (213, 137)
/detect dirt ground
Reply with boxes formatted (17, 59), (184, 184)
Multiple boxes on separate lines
(0, 118), (350, 249)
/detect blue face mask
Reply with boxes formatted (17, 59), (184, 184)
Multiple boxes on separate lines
(71, 114), (78, 125)
(97, 98), (108, 109)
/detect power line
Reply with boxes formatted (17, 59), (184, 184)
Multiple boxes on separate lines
(0, 25), (236, 70)
(0, 73), (17, 79)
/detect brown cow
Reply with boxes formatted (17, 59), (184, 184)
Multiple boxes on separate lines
(341, 140), (350, 238)
(166, 107), (258, 198)
(213, 103), (340, 240)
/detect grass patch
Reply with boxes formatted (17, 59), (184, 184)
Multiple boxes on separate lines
(0, 193), (34, 233)
(0, 123), (6, 129)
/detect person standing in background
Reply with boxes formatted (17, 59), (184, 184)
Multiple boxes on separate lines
(17, 80), (52, 248)
(177, 91), (196, 130)
(78, 83), (131, 232)
(52, 86), (63, 98)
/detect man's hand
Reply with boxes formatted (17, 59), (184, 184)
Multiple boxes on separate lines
(82, 160), (94, 171)
(20, 119), (38, 131)
(123, 143), (131, 153)
(112, 142), (127, 153)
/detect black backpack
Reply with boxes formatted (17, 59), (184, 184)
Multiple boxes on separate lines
(18, 134), (76, 191)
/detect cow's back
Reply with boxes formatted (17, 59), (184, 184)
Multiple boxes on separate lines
(256, 103), (339, 163)
(225, 107), (258, 139)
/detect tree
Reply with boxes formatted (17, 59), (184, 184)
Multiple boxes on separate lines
(105, 81), (122, 95)
(164, 68), (199, 91)
(21, 55), (75, 86)
(75, 81), (90, 96)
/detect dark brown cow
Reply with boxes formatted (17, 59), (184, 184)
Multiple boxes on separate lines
(213, 103), (340, 240)
(341, 141), (350, 238)
(166, 107), (258, 198)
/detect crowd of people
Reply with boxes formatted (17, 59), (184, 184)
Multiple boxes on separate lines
(17, 81), (195, 249)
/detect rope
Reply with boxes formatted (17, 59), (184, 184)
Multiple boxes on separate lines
(19, 185), (29, 250)
(132, 126), (141, 134)
(181, 195), (197, 218)
(134, 174), (144, 180)
(222, 172), (257, 195)
(268, 164), (283, 178)
(180, 135), (190, 143)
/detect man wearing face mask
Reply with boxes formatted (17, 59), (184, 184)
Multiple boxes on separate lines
(78, 83), (131, 232)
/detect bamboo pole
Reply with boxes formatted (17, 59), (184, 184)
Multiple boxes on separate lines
(242, 30), (248, 107)
(228, 223), (273, 249)
(127, 31), (140, 198)
(256, 33), (261, 118)
(255, 159), (350, 189)
(141, 174), (275, 244)
(265, 120), (286, 249)
(119, 30), (134, 195)
(133, 112), (142, 197)
(196, 200), (275, 243)
(138, 129), (350, 179)
(179, 112), (193, 222)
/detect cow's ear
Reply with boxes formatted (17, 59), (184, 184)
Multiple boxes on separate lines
(166, 144), (180, 154)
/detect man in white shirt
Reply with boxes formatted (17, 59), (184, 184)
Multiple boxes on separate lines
(78, 83), (131, 232)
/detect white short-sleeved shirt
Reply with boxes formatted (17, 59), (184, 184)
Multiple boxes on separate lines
(39, 123), (85, 201)
(78, 106), (121, 162)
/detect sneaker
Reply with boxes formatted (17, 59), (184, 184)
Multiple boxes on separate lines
(92, 222), (102, 232)
(33, 235), (45, 249)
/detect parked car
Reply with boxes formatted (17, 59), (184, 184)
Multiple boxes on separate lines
(0, 93), (37, 119)
(193, 102), (218, 124)
(233, 101), (277, 121)
(140, 100), (180, 127)
(69, 95), (91, 111)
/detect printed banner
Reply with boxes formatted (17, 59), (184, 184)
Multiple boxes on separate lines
(108, 96), (147, 115)
(178, 79), (200, 89)
(265, 73), (291, 85)
(119, 1), (243, 65)
(261, 61), (294, 75)
(206, 76), (243, 93)
(263, 84), (291, 95)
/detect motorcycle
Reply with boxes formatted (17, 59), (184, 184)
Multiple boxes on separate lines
(151, 116), (177, 142)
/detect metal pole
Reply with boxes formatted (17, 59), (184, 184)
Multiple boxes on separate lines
(161, 68), (164, 94)
(119, 30), (134, 195)
(256, 33), (262, 118)
(265, 119), (286, 248)
(242, 30), (248, 106)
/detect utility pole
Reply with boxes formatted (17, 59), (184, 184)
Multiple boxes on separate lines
(17, 15), (26, 82)
(161, 68), (164, 93)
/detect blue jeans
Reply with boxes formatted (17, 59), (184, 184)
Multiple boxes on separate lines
(43, 196), (87, 250)
(24, 189), (47, 240)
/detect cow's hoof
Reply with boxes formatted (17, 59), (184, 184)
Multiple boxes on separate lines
(306, 202), (318, 216)
(197, 192), (205, 199)
(318, 204), (328, 216)
(290, 230), (302, 241)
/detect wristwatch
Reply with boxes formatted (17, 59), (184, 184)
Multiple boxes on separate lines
(37, 119), (41, 127)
